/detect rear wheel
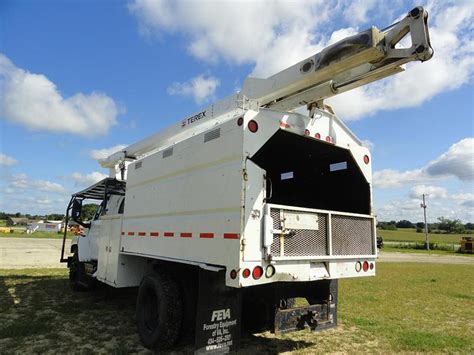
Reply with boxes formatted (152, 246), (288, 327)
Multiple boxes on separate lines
(136, 271), (183, 349)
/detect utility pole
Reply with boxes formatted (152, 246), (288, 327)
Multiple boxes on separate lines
(420, 194), (429, 250)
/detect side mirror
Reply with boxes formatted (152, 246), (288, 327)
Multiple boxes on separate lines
(71, 200), (82, 220)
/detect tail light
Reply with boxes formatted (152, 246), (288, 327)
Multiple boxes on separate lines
(242, 268), (250, 278)
(252, 266), (263, 279)
(355, 261), (362, 272)
(237, 117), (243, 126)
(248, 120), (258, 133)
(326, 136), (332, 143)
(304, 129), (310, 136)
(370, 262), (374, 270)
(364, 155), (370, 164)
(315, 133), (321, 139)
(230, 269), (237, 279)
(265, 265), (275, 278)
(362, 261), (369, 272)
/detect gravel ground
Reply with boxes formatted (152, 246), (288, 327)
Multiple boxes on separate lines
(378, 251), (474, 265)
(1, 238), (472, 269)
(0, 237), (70, 269)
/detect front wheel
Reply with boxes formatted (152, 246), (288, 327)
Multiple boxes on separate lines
(69, 249), (94, 291)
(136, 271), (183, 349)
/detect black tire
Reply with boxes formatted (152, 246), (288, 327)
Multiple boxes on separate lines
(136, 271), (183, 350)
(69, 249), (93, 291)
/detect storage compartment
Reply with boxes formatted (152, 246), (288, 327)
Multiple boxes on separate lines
(250, 130), (370, 214)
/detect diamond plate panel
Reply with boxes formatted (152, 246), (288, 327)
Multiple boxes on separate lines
(331, 215), (374, 255)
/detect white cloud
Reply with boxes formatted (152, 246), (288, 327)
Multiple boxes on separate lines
(425, 138), (474, 181)
(65, 171), (108, 187)
(373, 168), (426, 188)
(343, 0), (377, 25)
(129, 0), (332, 78)
(167, 74), (220, 104)
(361, 139), (375, 151)
(0, 153), (17, 166)
(409, 184), (448, 199)
(0, 53), (121, 136)
(6, 173), (67, 193)
(328, 1), (474, 119)
(90, 144), (128, 160)
(374, 137), (474, 188)
(129, 1), (474, 119)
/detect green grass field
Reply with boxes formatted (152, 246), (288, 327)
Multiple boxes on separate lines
(0, 263), (472, 353)
(378, 228), (471, 244)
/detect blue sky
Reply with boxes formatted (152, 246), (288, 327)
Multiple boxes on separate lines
(0, 0), (473, 222)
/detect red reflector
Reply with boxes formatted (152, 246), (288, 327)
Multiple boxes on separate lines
(237, 117), (243, 126)
(326, 136), (332, 143)
(230, 269), (237, 279)
(362, 261), (369, 272)
(315, 133), (321, 139)
(370, 262), (374, 270)
(304, 129), (310, 136)
(248, 120), (258, 133)
(252, 266), (263, 280)
(364, 155), (370, 164)
(242, 268), (250, 278)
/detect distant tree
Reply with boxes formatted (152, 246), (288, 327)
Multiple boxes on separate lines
(14, 212), (21, 217)
(45, 213), (65, 221)
(416, 222), (425, 229)
(378, 221), (397, 230)
(82, 204), (99, 221)
(396, 220), (414, 228)
(437, 217), (465, 234)
(465, 222), (474, 230)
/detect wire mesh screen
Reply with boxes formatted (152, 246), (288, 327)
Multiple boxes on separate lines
(269, 206), (374, 257)
(270, 208), (327, 256)
(331, 215), (374, 255)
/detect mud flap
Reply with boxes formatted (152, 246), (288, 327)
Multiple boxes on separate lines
(195, 269), (242, 354)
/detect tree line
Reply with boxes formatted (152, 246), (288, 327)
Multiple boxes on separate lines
(0, 204), (99, 222)
(378, 217), (473, 234)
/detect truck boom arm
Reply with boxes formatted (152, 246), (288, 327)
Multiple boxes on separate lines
(100, 7), (432, 170)
(241, 6), (432, 111)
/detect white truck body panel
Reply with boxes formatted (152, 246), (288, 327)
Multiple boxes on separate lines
(100, 107), (377, 288)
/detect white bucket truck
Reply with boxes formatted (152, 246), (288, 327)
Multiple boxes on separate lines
(60, 7), (433, 352)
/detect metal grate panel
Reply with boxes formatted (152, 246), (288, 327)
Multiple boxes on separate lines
(162, 147), (173, 158)
(204, 128), (220, 142)
(270, 208), (327, 256)
(331, 215), (374, 255)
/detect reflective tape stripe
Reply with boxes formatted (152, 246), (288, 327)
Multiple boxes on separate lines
(180, 232), (192, 238)
(200, 233), (214, 239)
(164, 232), (174, 237)
(224, 233), (239, 239)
